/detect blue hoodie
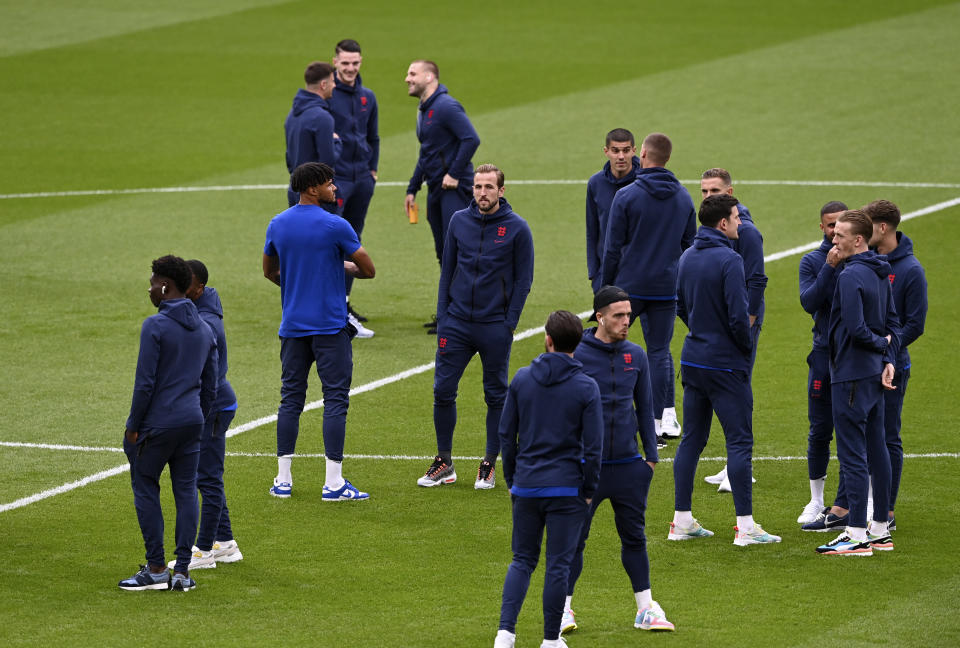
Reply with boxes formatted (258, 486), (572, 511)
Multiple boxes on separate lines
(734, 204), (767, 321)
(406, 84), (480, 194)
(585, 157), (640, 282)
(799, 237), (838, 353)
(193, 287), (237, 414)
(330, 73), (380, 182)
(574, 328), (658, 464)
(284, 89), (342, 173)
(600, 167), (697, 298)
(676, 226), (752, 372)
(126, 298), (218, 432)
(883, 232), (927, 370)
(828, 250), (901, 383)
(437, 198), (534, 330)
(499, 353), (603, 499)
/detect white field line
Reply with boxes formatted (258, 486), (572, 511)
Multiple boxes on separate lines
(1, 194), (957, 514)
(3, 179), (960, 200)
(1, 441), (956, 463)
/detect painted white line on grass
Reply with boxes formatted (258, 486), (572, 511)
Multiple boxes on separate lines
(2, 194), (957, 514)
(0, 441), (125, 453)
(4, 180), (960, 200)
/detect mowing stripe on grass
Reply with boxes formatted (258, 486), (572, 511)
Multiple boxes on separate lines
(3, 179), (960, 200)
(2, 194), (956, 514)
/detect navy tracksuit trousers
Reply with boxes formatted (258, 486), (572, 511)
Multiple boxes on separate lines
(277, 329), (353, 461)
(334, 175), (376, 297)
(123, 424), (202, 573)
(196, 408), (237, 551)
(806, 349), (836, 481)
(674, 365), (754, 516)
(434, 317), (514, 457)
(628, 298), (676, 419)
(831, 377), (891, 528)
(567, 461), (654, 597)
(426, 185), (472, 263)
(884, 368), (909, 511)
(499, 495), (587, 640)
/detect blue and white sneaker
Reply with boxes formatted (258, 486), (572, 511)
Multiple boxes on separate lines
(634, 601), (675, 631)
(734, 524), (781, 546)
(888, 515), (896, 531)
(118, 565), (170, 591)
(170, 572), (197, 591)
(816, 531), (872, 556)
(321, 479), (370, 502)
(270, 478), (292, 498)
(560, 608), (577, 634)
(667, 519), (714, 540)
(802, 510), (847, 532)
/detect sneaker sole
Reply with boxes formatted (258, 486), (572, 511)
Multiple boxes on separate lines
(635, 623), (676, 631)
(474, 481), (495, 490)
(269, 489), (291, 498)
(119, 582), (169, 591)
(214, 552), (243, 563)
(417, 474), (457, 487)
(667, 533), (713, 541)
(661, 431), (681, 438)
(733, 537), (781, 546)
(321, 495), (370, 502)
(560, 624), (577, 634)
(170, 583), (196, 591)
(817, 548), (873, 556)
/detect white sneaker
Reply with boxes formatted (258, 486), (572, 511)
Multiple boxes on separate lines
(733, 524), (782, 546)
(797, 500), (825, 524)
(635, 600), (675, 631)
(717, 472), (756, 493)
(704, 466), (727, 484)
(493, 629), (516, 648)
(560, 608), (577, 634)
(212, 539), (243, 563)
(348, 313), (374, 338)
(667, 519), (714, 540)
(540, 638), (568, 648)
(660, 407), (682, 438)
(167, 545), (216, 570)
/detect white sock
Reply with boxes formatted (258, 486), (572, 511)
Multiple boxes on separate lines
(564, 595), (573, 611)
(809, 476), (826, 504)
(869, 520), (888, 535)
(673, 511), (693, 527)
(277, 454), (293, 484)
(635, 589), (652, 610)
(325, 458), (345, 490)
(847, 526), (867, 542)
(663, 406), (676, 419)
(736, 515), (755, 533)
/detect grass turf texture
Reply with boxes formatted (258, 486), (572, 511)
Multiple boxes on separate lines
(2, 1), (960, 646)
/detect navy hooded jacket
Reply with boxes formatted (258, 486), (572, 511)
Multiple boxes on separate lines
(193, 287), (237, 414)
(828, 250), (901, 383)
(284, 89), (342, 173)
(126, 299), (218, 432)
(600, 167), (697, 298)
(734, 204), (767, 322)
(330, 73), (380, 182)
(574, 328), (659, 464)
(585, 157), (640, 282)
(676, 226), (752, 372)
(499, 353), (603, 499)
(406, 84), (479, 194)
(437, 198), (534, 330)
(883, 232), (927, 370)
(799, 236), (838, 353)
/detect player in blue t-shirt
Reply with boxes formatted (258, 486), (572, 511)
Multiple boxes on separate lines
(263, 162), (376, 502)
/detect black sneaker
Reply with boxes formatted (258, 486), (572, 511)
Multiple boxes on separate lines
(417, 456), (456, 487)
(656, 435), (668, 449)
(170, 572), (197, 591)
(118, 565), (170, 591)
(423, 316), (438, 328)
(347, 303), (368, 322)
(474, 460), (495, 489)
(802, 509), (847, 532)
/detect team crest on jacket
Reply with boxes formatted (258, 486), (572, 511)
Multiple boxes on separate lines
(361, 96), (367, 106)
(888, 274), (895, 284)
(427, 109), (434, 119)
(497, 226), (507, 237)
(623, 353), (632, 364)
(337, 198), (344, 208)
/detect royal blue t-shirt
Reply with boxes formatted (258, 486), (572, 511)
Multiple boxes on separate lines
(264, 204), (361, 337)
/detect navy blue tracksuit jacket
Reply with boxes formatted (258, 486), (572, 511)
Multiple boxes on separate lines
(499, 353), (603, 500)
(574, 328), (659, 464)
(676, 226), (752, 371)
(194, 287), (237, 415)
(600, 167), (697, 298)
(437, 198), (534, 331)
(734, 204), (767, 322)
(330, 73), (380, 182)
(884, 233), (927, 370)
(800, 237), (838, 354)
(406, 84), (479, 195)
(284, 89), (342, 173)
(585, 157), (640, 288)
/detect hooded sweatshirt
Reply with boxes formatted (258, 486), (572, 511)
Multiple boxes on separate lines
(193, 287), (237, 414)
(284, 89), (342, 173)
(883, 232), (927, 370)
(734, 204), (767, 321)
(828, 250), (901, 383)
(799, 236), (838, 353)
(498, 353), (603, 499)
(585, 157), (640, 281)
(126, 298), (218, 432)
(600, 167), (697, 298)
(330, 73), (380, 182)
(437, 198), (534, 330)
(406, 84), (480, 194)
(676, 226), (752, 372)
(574, 328), (658, 464)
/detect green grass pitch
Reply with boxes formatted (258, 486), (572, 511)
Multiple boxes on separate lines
(2, 1), (960, 646)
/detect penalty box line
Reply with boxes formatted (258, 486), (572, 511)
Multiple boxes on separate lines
(1, 195), (958, 514)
